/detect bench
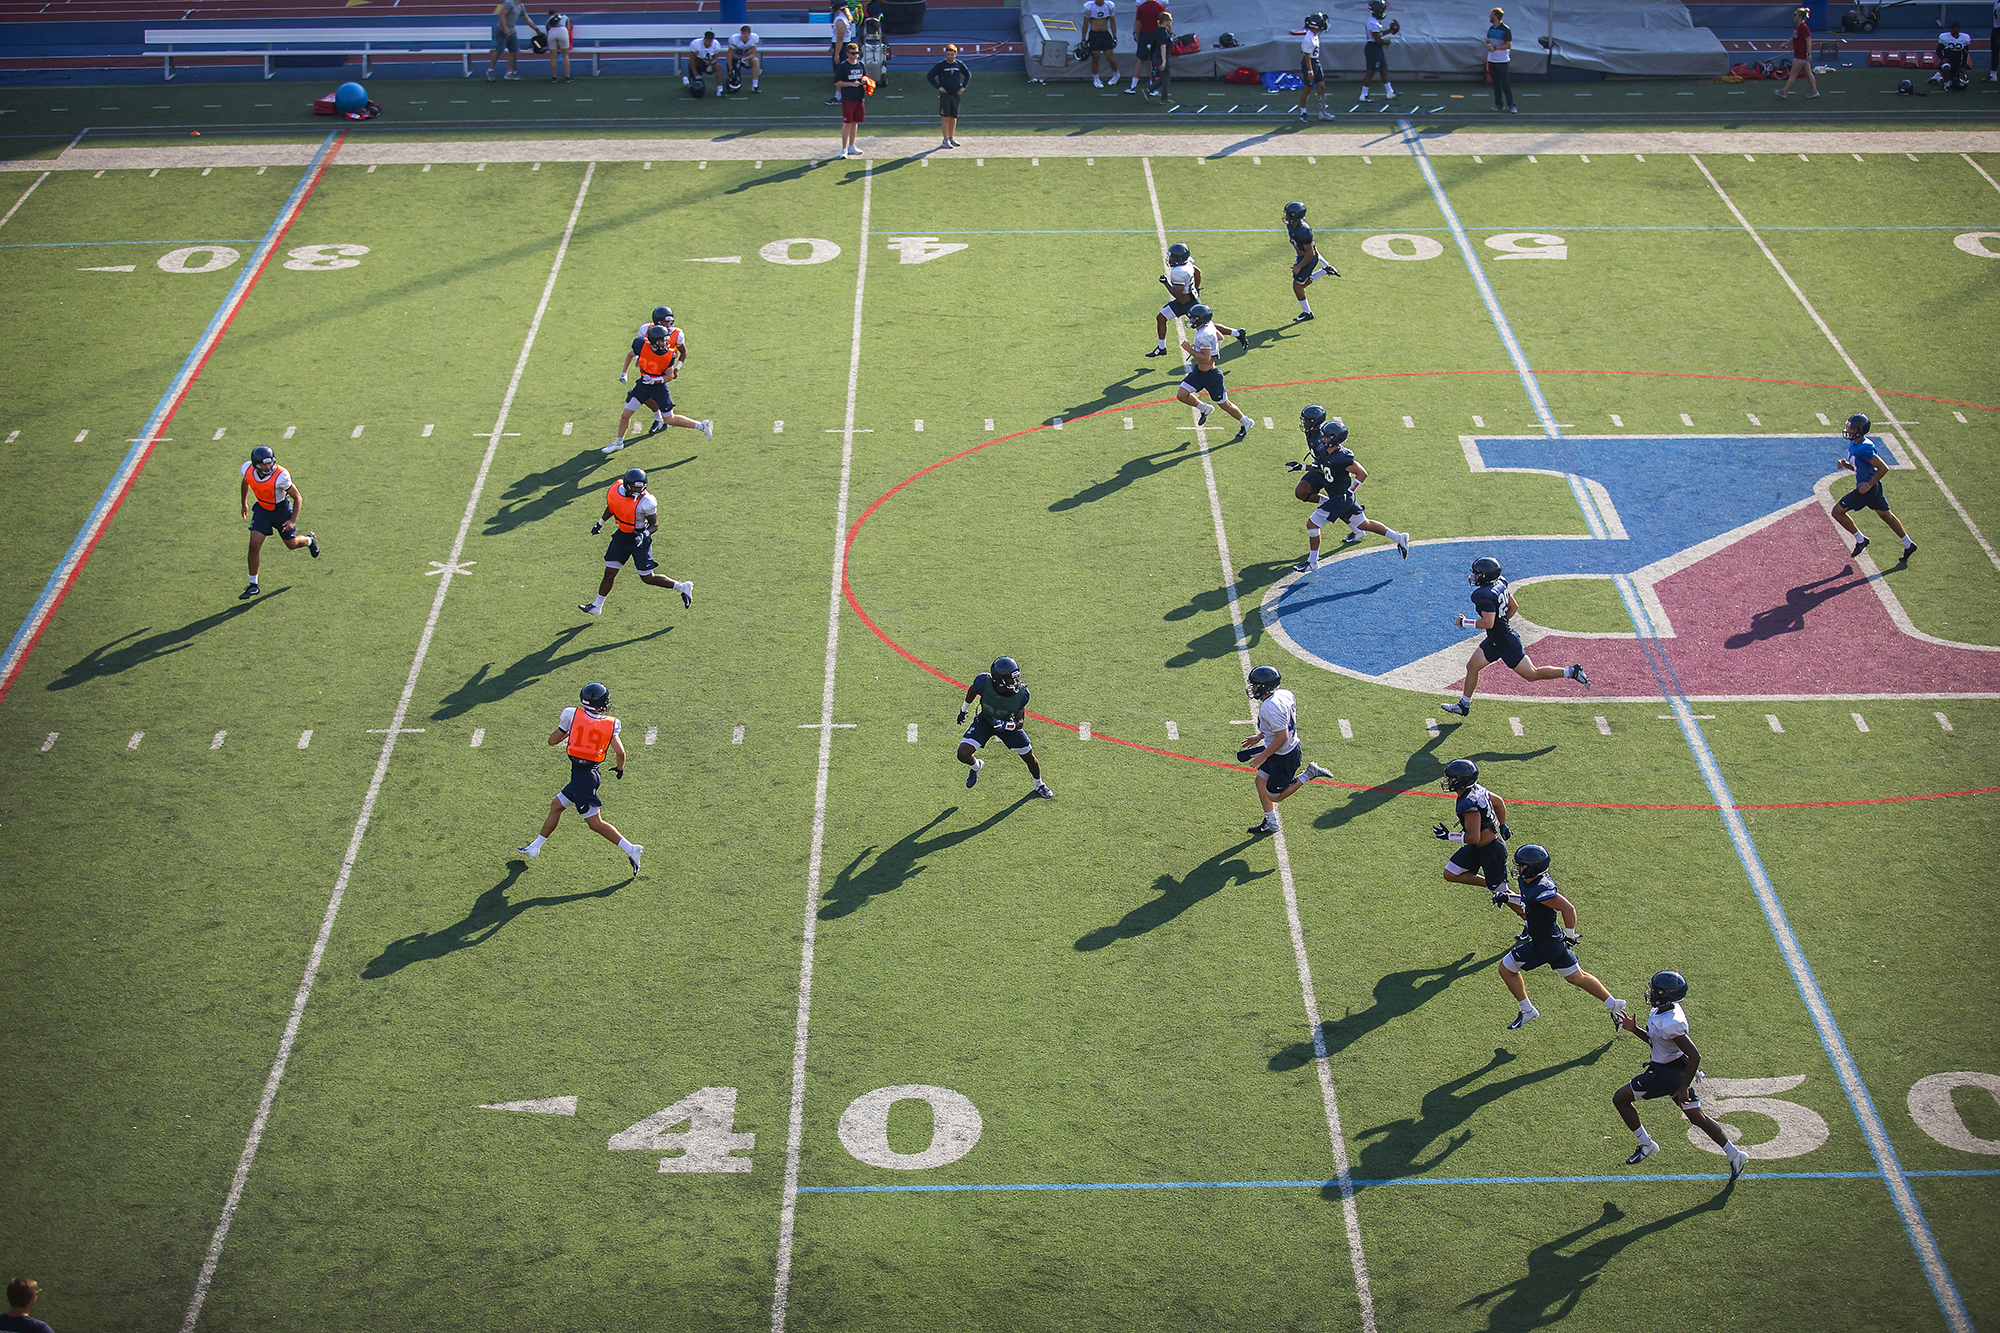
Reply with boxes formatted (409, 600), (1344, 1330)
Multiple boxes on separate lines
(142, 23), (835, 82)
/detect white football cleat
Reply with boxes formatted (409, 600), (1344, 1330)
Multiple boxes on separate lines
(699, 419), (714, 440)
(626, 843), (643, 874)
(602, 440), (626, 455)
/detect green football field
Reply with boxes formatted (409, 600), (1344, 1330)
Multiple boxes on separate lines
(2, 93), (1998, 1333)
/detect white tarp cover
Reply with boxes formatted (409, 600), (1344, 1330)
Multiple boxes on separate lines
(1020, 0), (1725, 82)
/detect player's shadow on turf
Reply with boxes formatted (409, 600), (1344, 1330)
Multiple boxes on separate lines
(46, 590), (288, 690)
(724, 160), (820, 193)
(485, 451), (696, 538)
(1059, 370), (1159, 425)
(1459, 1193), (1734, 1331)
(1161, 559), (1297, 665)
(1271, 576), (1395, 617)
(1048, 441), (1196, 512)
(1269, 951), (1501, 1068)
(1312, 740), (1554, 833)
(820, 797), (1033, 919)
(432, 623), (673, 719)
(1346, 1042), (1612, 1182)
(361, 862), (627, 978)
(1074, 839), (1272, 950)
(1723, 568), (1865, 648)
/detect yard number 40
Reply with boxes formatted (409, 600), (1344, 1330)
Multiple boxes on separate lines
(608, 1084), (983, 1173)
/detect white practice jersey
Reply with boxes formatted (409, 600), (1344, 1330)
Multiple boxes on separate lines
(1940, 28), (1973, 53)
(1257, 688), (1301, 756)
(690, 37), (724, 59)
(559, 707), (623, 737)
(728, 29), (759, 53)
(1188, 323), (1221, 358)
(1645, 1002), (1690, 1064)
(1301, 30), (1321, 61)
(1366, 13), (1388, 42)
(1164, 260), (1196, 296)
(1084, 0), (1114, 18)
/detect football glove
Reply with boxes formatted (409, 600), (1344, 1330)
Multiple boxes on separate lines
(1491, 886), (1514, 906)
(1432, 823), (1451, 840)
(619, 372), (627, 383)
(1286, 459), (1306, 472)
(1499, 823), (1512, 841)
(591, 520), (603, 534)
(1159, 273), (1171, 288)
(957, 705), (969, 724)
(1560, 926), (1581, 945)
(614, 767), (624, 780)
(1236, 330), (1250, 349)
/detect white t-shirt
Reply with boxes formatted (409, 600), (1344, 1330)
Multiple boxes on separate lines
(691, 36), (724, 59)
(1256, 688), (1301, 756)
(1163, 260), (1195, 295)
(1939, 28), (1972, 53)
(1645, 1002), (1690, 1064)
(1188, 323), (1221, 359)
(728, 29), (759, 53)
(559, 706), (622, 737)
(243, 461), (293, 503)
(626, 491), (660, 527)
(1366, 13), (1388, 43)
(1301, 31), (1321, 61)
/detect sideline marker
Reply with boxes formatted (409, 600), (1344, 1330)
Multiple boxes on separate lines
(645, 726), (657, 745)
(1425, 718), (1440, 738)
(1595, 716), (1611, 735)
(1747, 413), (1761, 425)
(1124, 418), (1133, 429)
(907, 723), (919, 743)
(1509, 717), (1523, 737)
(1680, 413), (1694, 426)
(1767, 715), (1784, 732)
(3, 431), (15, 443)
(40, 732), (56, 752)
(1473, 415), (1485, 427)
(1079, 722), (1091, 741)
(284, 426), (296, 438)
(1339, 718), (1352, 739)
(1852, 712), (1869, 733)
(986, 419), (995, 430)
(213, 427), (225, 440)
(561, 422), (571, 435)
(914, 419), (923, 432)
(732, 725), (745, 744)
(1936, 712), (1953, 732)
(351, 424), (363, 438)
(298, 729), (312, 749)
(470, 728), (484, 748)
(1264, 417), (1274, 429)
(1818, 413), (1831, 425)
(74, 430), (88, 442)
(1954, 412), (1967, 424)
(774, 421), (784, 433)
(211, 730), (227, 750)
(423, 424), (435, 437)
(1164, 721), (1178, 741)
(128, 731), (144, 750)
(1610, 414), (1622, 426)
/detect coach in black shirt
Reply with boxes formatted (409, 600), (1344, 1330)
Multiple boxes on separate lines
(927, 44), (971, 149)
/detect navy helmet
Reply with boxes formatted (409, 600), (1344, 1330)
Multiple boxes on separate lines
(1167, 242), (1191, 266)
(990, 656), (1022, 692)
(249, 445), (277, 478)
(1247, 664), (1283, 700)
(1442, 758), (1480, 793)
(580, 681), (611, 712)
(1470, 556), (1503, 585)
(622, 467), (648, 495)
(1514, 843), (1551, 876)
(1844, 413), (1871, 442)
(1647, 970), (1689, 1008)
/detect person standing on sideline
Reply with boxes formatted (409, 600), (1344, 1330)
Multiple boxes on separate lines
(544, 10), (572, 81)
(1434, 757), (1510, 891)
(1288, 407), (1409, 571)
(1127, 0), (1165, 90)
(1177, 305), (1255, 442)
(956, 656), (1054, 798)
(1282, 200), (1341, 323)
(238, 445), (318, 601)
(825, 2), (853, 103)
(1490, 843), (1629, 1031)
(607, 320), (708, 454)
(1614, 970), (1750, 1178)
(518, 682), (643, 876)
(1297, 12), (1334, 121)
(1242, 664), (1334, 837)
(1485, 8), (1517, 111)
(834, 42), (868, 158)
(1441, 556), (1591, 717)
(1358, 0), (1397, 102)
(727, 23), (762, 92)
(1831, 413), (1916, 560)
(927, 44), (970, 148)
(1989, 0), (1998, 81)
(1083, 0), (1120, 86)
(1777, 7), (1819, 97)
(582, 467), (692, 616)
(486, 0), (542, 80)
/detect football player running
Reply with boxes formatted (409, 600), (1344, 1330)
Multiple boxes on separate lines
(1287, 406), (1410, 571)
(1613, 970), (1750, 1179)
(517, 681), (644, 876)
(957, 656), (1054, 797)
(1177, 305), (1255, 441)
(1242, 665), (1334, 837)
(581, 467), (692, 615)
(608, 312), (711, 454)
(1490, 843), (1628, 1032)
(237, 444), (319, 600)
(1441, 556), (1590, 717)
(1830, 413), (1916, 561)
(1298, 12), (1335, 121)
(1150, 242), (1241, 357)
(1282, 201), (1340, 323)
(1433, 757), (1510, 892)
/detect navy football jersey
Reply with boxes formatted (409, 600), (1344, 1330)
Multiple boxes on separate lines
(1471, 576), (1511, 633)
(1287, 218), (1316, 253)
(1518, 872), (1561, 938)
(1455, 781), (1497, 831)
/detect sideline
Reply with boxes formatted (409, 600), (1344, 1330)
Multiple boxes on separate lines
(0, 129), (344, 705)
(178, 160), (599, 1333)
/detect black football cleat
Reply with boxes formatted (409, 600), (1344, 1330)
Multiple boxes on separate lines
(238, 583), (260, 601)
(1145, 346), (1171, 357)
(1850, 533), (1870, 557)
(1293, 311), (1315, 323)
(306, 532), (320, 559)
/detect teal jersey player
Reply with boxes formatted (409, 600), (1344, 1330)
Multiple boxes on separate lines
(956, 655), (1053, 797)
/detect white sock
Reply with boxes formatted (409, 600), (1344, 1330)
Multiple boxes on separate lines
(590, 594), (606, 611)
(676, 581), (691, 595)
(1307, 552), (1319, 571)
(247, 575), (258, 586)
(1298, 298), (1311, 314)
(1634, 1126), (1656, 1148)
(1394, 530), (1408, 545)
(617, 837), (638, 854)
(1459, 694), (1472, 706)
(1519, 998), (1535, 1013)
(1384, 83), (1395, 96)
(1157, 338), (1167, 349)
(1904, 536), (1916, 549)
(526, 835), (546, 853)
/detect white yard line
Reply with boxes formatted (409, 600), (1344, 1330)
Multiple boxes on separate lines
(1143, 154), (1377, 1333)
(1692, 155), (1999, 574)
(0, 171), (49, 229)
(180, 161), (599, 1333)
(770, 158), (872, 1333)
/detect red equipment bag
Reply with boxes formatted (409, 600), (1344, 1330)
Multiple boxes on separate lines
(1168, 32), (1200, 55)
(1224, 65), (1259, 84)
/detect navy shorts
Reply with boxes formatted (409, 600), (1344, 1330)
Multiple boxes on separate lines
(963, 712), (1033, 753)
(1293, 253), (1323, 284)
(559, 765), (603, 818)
(1480, 629), (1527, 669)
(1301, 56), (1324, 86)
(1161, 295), (1197, 319)
(492, 24), (519, 51)
(1838, 482), (1890, 512)
(1086, 29), (1115, 51)
(604, 529), (659, 572)
(1364, 39), (1387, 71)
(626, 379), (673, 414)
(1259, 745), (1302, 794)
(1182, 365), (1227, 401)
(1313, 493), (1364, 528)
(1630, 1058), (1698, 1104)
(1136, 32), (1161, 60)
(249, 500), (296, 536)
(1446, 839), (1508, 886)
(1506, 934), (1579, 973)
(938, 90), (961, 116)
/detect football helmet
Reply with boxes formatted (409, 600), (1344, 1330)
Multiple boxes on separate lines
(1300, 404), (1327, 432)
(1469, 556), (1503, 585)
(1369, 0), (1388, 17)
(622, 467), (648, 495)
(1166, 242), (1191, 266)
(1844, 413), (1871, 442)
(1514, 843), (1551, 877)
(1283, 200), (1309, 223)
(652, 305), (672, 326)
(1441, 757), (1480, 793)
(249, 445), (277, 479)
(990, 656), (1022, 693)
(1187, 303), (1213, 329)
(1647, 969), (1689, 1008)
(646, 324), (671, 352)
(1304, 11), (1330, 31)
(1320, 417), (1349, 448)
(580, 681), (611, 712)
(1247, 664), (1283, 700)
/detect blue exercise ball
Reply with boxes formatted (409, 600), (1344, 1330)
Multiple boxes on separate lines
(334, 82), (368, 112)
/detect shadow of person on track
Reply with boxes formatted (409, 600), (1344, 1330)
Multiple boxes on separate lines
(432, 623), (674, 720)
(47, 590), (288, 691)
(361, 861), (628, 978)
(820, 796), (1033, 920)
(1075, 838), (1272, 951)
(1269, 951), (1500, 1069)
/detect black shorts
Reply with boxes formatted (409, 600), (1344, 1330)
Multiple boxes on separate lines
(1364, 40), (1387, 72)
(1136, 32), (1161, 60)
(604, 529), (659, 572)
(1312, 493), (1364, 528)
(938, 90), (961, 115)
(1293, 253), (1323, 284)
(1838, 483), (1890, 512)
(559, 765), (603, 818)
(1259, 745), (1303, 794)
(1630, 1058), (1698, 1104)
(1181, 365), (1226, 401)
(1480, 629), (1526, 669)
(964, 712), (1033, 753)
(1161, 295), (1196, 319)
(249, 500), (296, 536)
(626, 379), (673, 414)
(1301, 56), (1324, 86)
(1506, 934), (1579, 973)
(1446, 839), (1508, 886)
(1086, 29), (1116, 51)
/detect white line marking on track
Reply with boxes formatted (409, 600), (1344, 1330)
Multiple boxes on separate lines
(4, 431), (15, 443)
(297, 730), (311, 749)
(128, 731), (143, 750)
(210, 730), (226, 750)
(907, 722), (919, 742)
(797, 722), (856, 729)
(1852, 712), (1869, 732)
(1907, 152), (1918, 162)
(774, 421), (783, 433)
(1953, 411), (1967, 423)
(179, 159), (599, 1333)
(1145, 152), (1375, 1333)
(73, 430), (87, 442)
(1339, 718), (1352, 739)
(645, 725), (657, 745)
(771, 159), (872, 1333)
(1680, 413), (1694, 426)
(350, 424), (362, 438)
(1963, 153), (2000, 193)
(1936, 712), (1953, 732)
(212, 427), (225, 439)
(1657, 713), (1714, 720)
(39, 732), (56, 752)
(1767, 714), (1783, 732)
(1165, 720), (1179, 740)
(1694, 156), (1999, 575)
(986, 418), (996, 430)
(1079, 721), (1091, 740)
(1509, 716), (1524, 736)
(733, 725), (745, 744)
(0, 172), (49, 229)
(561, 421), (570, 434)
(470, 728), (483, 747)
(914, 419), (923, 431)
(283, 426), (295, 439)
(1403, 415), (1414, 428)
(1610, 414), (1623, 426)
(1595, 716), (1611, 734)
(1425, 718), (1440, 738)
(1473, 415), (1484, 427)
(1818, 413), (1831, 425)
(1747, 413), (1761, 425)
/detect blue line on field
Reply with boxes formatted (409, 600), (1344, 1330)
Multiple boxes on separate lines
(800, 1168), (2000, 1196)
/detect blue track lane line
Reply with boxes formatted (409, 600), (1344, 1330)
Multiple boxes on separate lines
(1395, 117), (1974, 1333)
(799, 1169), (2000, 1195)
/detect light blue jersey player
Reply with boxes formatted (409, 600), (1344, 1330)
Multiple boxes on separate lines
(1830, 413), (1916, 560)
